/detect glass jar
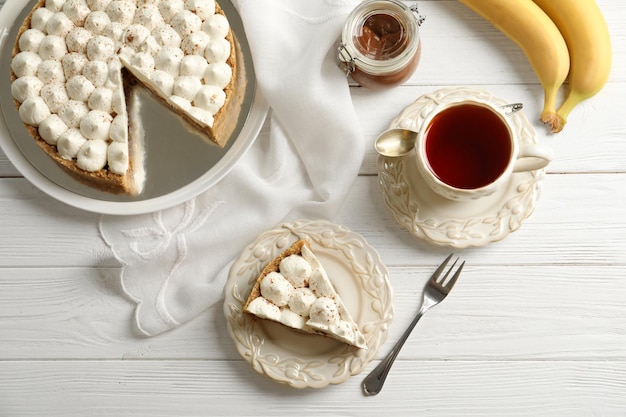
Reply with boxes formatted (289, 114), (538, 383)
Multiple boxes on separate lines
(338, 0), (425, 89)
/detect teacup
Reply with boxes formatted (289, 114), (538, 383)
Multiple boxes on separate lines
(415, 98), (553, 201)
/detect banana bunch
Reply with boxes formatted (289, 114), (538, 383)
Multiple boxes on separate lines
(532, 0), (612, 132)
(459, 0), (612, 133)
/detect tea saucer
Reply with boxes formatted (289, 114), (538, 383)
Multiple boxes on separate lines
(223, 219), (394, 388)
(377, 87), (546, 248)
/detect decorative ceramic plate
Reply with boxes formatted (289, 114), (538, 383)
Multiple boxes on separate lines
(0, 0), (267, 215)
(377, 87), (545, 248)
(224, 219), (394, 389)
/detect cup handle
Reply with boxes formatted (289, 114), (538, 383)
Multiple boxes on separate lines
(513, 144), (554, 173)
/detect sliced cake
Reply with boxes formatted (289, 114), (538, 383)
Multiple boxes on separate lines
(244, 239), (367, 349)
(10, 0), (244, 194)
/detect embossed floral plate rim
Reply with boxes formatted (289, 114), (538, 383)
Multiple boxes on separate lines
(223, 219), (394, 389)
(377, 86), (546, 248)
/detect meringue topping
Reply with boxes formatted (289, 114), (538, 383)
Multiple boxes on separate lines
(11, 0), (235, 190)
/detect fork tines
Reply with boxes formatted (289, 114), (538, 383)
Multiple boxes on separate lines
(434, 254), (465, 290)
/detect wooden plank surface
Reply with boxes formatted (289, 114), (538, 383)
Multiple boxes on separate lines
(1, 361), (625, 417)
(0, 0), (625, 415)
(0, 172), (624, 267)
(1, 263), (626, 361)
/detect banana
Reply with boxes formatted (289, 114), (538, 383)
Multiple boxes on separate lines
(532, 0), (612, 133)
(458, 0), (570, 127)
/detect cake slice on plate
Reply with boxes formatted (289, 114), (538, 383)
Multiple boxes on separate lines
(243, 239), (367, 349)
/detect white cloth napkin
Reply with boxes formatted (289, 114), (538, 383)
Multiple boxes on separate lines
(99, 0), (364, 337)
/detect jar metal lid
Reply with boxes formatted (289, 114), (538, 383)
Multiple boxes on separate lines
(338, 0), (425, 76)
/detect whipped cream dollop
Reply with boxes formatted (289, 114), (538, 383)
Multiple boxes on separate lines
(11, 51), (42, 77)
(259, 272), (293, 307)
(12, 0), (232, 178)
(37, 60), (65, 84)
(279, 254), (312, 288)
(18, 97), (51, 126)
(288, 287), (316, 316)
(76, 139), (108, 171)
(58, 100), (89, 128)
(309, 297), (339, 324)
(41, 83), (70, 112)
(245, 244), (367, 349)
(80, 110), (113, 141)
(39, 114), (69, 145)
(11, 76), (44, 103)
(107, 141), (129, 174)
(18, 29), (46, 53)
(57, 128), (87, 159)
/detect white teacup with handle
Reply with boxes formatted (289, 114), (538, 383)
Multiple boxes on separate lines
(414, 97), (553, 201)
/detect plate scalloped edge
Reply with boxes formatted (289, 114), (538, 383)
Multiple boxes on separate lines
(223, 219), (394, 389)
(377, 86), (546, 249)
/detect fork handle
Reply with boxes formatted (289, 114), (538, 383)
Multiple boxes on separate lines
(362, 306), (426, 396)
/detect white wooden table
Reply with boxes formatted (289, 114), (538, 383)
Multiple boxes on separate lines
(1, 0), (625, 415)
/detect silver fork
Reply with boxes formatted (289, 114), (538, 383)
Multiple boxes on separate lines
(362, 254), (465, 396)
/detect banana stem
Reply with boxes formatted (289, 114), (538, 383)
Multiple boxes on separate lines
(540, 84), (562, 133)
(542, 84), (559, 115)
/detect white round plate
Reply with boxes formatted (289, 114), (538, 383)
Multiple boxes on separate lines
(377, 87), (546, 248)
(224, 219), (394, 389)
(0, 0), (267, 215)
